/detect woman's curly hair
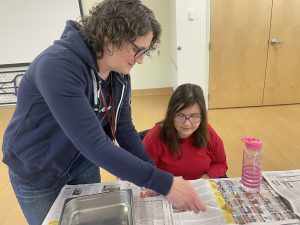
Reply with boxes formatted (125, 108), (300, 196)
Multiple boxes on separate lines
(78, 0), (161, 58)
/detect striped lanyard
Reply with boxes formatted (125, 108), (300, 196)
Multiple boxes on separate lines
(99, 76), (115, 139)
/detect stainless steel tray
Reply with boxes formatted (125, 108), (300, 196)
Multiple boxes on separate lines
(59, 189), (133, 225)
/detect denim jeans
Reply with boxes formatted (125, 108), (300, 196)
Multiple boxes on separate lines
(9, 154), (100, 225)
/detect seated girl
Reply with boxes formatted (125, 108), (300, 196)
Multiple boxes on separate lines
(142, 83), (228, 179)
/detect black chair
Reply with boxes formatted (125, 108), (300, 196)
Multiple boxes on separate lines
(0, 73), (23, 96)
(138, 129), (150, 140)
(220, 174), (228, 178)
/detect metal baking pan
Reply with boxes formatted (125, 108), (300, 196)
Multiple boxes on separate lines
(59, 189), (133, 225)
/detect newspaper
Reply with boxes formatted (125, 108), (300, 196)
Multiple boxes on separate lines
(208, 178), (300, 225)
(42, 173), (300, 225)
(263, 169), (300, 217)
(170, 179), (226, 225)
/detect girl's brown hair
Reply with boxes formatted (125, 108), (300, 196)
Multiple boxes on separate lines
(159, 83), (208, 155)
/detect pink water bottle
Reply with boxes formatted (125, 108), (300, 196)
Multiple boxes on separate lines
(241, 137), (263, 193)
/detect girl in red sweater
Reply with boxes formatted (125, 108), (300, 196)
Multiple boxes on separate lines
(143, 83), (228, 180)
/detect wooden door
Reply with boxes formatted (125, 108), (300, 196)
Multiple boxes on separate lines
(263, 0), (300, 105)
(209, 0), (272, 109)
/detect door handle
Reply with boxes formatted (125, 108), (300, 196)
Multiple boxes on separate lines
(270, 38), (283, 45)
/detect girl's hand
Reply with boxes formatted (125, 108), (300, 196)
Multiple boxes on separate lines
(200, 173), (210, 179)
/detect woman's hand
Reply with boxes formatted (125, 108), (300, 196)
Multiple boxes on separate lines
(166, 176), (206, 213)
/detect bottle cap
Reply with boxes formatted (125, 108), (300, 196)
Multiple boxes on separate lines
(241, 137), (262, 150)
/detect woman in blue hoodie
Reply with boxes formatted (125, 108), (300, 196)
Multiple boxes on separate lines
(2, 0), (205, 224)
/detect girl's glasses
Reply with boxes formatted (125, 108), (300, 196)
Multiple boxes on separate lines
(174, 113), (201, 124)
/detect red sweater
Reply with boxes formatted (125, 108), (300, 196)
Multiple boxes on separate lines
(143, 124), (228, 180)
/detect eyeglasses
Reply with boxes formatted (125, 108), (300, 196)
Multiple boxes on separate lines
(174, 113), (201, 124)
(130, 42), (150, 59)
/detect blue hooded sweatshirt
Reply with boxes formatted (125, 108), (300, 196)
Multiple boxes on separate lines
(2, 21), (173, 195)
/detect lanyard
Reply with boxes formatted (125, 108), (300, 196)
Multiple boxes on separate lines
(100, 83), (115, 139)
(91, 69), (116, 140)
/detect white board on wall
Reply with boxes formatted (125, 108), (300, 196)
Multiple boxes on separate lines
(0, 0), (81, 66)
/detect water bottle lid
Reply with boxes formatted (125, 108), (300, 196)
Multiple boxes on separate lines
(241, 137), (262, 150)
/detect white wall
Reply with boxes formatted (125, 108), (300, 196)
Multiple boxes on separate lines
(80, 0), (100, 14)
(171, 0), (210, 105)
(0, 0), (80, 65)
(130, 0), (173, 90)
(169, 0), (178, 90)
(1, 0), (210, 97)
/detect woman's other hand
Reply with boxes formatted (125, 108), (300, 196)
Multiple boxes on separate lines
(140, 188), (159, 198)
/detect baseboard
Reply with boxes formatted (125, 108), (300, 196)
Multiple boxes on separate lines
(132, 87), (173, 96)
